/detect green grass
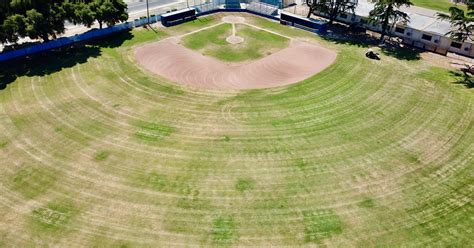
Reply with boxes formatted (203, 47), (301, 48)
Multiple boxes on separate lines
(303, 209), (343, 243)
(211, 215), (237, 245)
(134, 120), (174, 142)
(94, 150), (110, 161)
(411, 0), (468, 12)
(0, 14), (472, 246)
(181, 23), (289, 62)
(9, 165), (60, 199)
(135, 172), (194, 195)
(358, 197), (376, 208)
(0, 139), (8, 148)
(31, 200), (78, 231)
(235, 178), (255, 192)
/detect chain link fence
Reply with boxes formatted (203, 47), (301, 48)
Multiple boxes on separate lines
(143, 0), (281, 17)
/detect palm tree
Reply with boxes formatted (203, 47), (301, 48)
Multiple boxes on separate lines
(369, 0), (413, 43)
(437, 2), (474, 42)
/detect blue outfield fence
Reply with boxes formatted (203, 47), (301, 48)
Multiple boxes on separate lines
(0, 17), (156, 62)
(0, 1), (324, 62)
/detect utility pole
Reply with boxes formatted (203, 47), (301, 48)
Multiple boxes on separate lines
(146, 0), (150, 23)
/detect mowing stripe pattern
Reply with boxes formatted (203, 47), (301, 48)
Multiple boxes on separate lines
(0, 13), (472, 246)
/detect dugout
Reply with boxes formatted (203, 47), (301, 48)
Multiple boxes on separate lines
(161, 8), (196, 27)
(280, 11), (327, 33)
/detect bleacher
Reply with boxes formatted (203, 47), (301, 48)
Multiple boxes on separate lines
(195, 2), (220, 14)
(259, 0), (281, 7)
(246, 1), (278, 16)
(225, 0), (241, 9)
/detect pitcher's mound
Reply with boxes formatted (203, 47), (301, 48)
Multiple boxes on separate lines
(135, 39), (337, 90)
(226, 35), (244, 44)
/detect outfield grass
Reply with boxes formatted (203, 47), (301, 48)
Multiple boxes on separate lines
(411, 0), (468, 13)
(181, 23), (289, 62)
(0, 13), (472, 246)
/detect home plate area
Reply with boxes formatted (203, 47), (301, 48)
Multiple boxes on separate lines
(135, 16), (337, 90)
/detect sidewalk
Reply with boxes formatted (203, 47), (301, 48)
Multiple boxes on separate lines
(62, 1), (188, 36)
(0, 1), (187, 52)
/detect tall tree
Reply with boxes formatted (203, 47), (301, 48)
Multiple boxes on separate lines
(306, 0), (358, 24)
(369, 0), (413, 43)
(63, 1), (96, 28)
(437, 1), (474, 42)
(0, 0), (128, 44)
(0, 0), (68, 42)
(2, 14), (26, 43)
(65, 0), (128, 29)
(90, 0), (128, 29)
(24, 4), (67, 41)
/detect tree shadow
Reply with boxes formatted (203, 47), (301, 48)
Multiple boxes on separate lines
(0, 30), (134, 90)
(143, 24), (159, 33)
(87, 29), (134, 48)
(320, 32), (377, 48)
(320, 24), (378, 48)
(450, 70), (474, 89)
(379, 44), (421, 61)
(321, 24), (421, 61)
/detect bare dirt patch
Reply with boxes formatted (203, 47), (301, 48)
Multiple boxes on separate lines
(222, 16), (246, 24)
(135, 39), (337, 90)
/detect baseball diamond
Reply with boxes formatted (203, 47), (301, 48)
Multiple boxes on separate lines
(0, 7), (472, 248)
(136, 16), (336, 90)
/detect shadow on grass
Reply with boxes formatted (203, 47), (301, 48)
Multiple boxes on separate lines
(320, 33), (375, 48)
(320, 26), (377, 48)
(450, 71), (474, 88)
(0, 30), (134, 90)
(321, 24), (422, 61)
(380, 45), (421, 61)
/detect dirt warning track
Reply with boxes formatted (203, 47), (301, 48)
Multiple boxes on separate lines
(135, 39), (337, 90)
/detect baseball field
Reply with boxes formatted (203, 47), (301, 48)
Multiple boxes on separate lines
(0, 13), (472, 246)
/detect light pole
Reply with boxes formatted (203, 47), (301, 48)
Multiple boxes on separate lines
(146, 0), (150, 24)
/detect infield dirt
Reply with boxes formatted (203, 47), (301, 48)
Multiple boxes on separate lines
(135, 17), (337, 90)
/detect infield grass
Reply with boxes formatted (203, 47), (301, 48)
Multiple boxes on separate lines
(0, 13), (472, 247)
(181, 23), (289, 62)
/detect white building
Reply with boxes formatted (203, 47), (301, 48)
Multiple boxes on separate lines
(315, 0), (474, 57)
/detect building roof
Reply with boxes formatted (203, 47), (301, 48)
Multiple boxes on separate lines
(354, 0), (374, 17)
(355, 0), (454, 36)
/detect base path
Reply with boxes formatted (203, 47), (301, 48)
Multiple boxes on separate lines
(135, 39), (337, 90)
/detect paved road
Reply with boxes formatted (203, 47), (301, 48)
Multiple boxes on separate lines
(0, 0), (186, 51)
(62, 0), (187, 35)
(127, 0), (184, 14)
(63, 0), (184, 28)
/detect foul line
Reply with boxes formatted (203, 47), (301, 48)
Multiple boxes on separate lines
(172, 16), (293, 41)
(243, 22), (292, 40)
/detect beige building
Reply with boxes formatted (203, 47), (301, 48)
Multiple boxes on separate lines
(314, 0), (474, 57)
